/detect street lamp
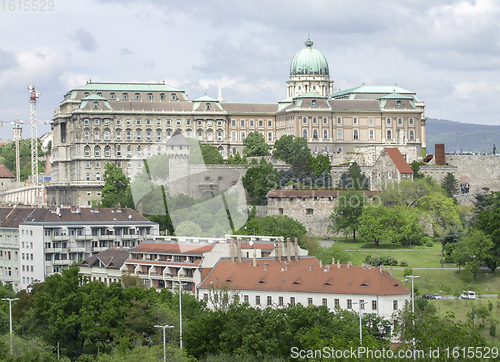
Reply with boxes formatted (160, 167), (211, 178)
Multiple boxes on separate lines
(2, 297), (19, 355)
(154, 324), (174, 362)
(406, 275), (420, 349)
(174, 281), (187, 349)
(352, 301), (368, 345)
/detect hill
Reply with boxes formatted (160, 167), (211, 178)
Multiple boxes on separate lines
(426, 118), (500, 154)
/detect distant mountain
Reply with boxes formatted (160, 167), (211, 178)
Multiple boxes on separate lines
(426, 118), (500, 154)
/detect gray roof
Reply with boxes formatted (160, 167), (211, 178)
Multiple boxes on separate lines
(77, 248), (130, 269)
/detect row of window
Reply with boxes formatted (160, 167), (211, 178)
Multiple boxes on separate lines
(21, 230), (33, 236)
(21, 253), (33, 260)
(231, 119), (273, 128)
(84, 129), (225, 142)
(21, 265), (34, 272)
(297, 117), (415, 125)
(301, 129), (416, 141)
(84, 92), (178, 101)
(231, 131), (273, 142)
(84, 118), (223, 127)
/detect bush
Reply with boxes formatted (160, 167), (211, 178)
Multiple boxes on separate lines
(400, 260), (408, 267)
(404, 267), (413, 277)
(422, 236), (434, 247)
(365, 255), (398, 266)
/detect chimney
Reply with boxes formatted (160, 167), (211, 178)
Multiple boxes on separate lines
(264, 263), (268, 270)
(332, 258), (335, 265)
(137, 203), (143, 215)
(230, 238), (235, 263)
(294, 238), (299, 261)
(237, 238), (242, 262)
(284, 262), (288, 271)
(253, 250), (257, 267)
(337, 260), (340, 268)
(94, 205), (99, 212)
(116, 202), (122, 212)
(347, 261), (352, 269)
(277, 238), (282, 261)
(309, 264), (313, 271)
(287, 238), (291, 262)
(389, 267), (393, 277)
(379, 265), (384, 274)
(70, 205), (76, 212)
(319, 259), (323, 268)
(326, 264), (330, 272)
(50, 205), (56, 212)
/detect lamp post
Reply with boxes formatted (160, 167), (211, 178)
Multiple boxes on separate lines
(174, 281), (187, 349)
(406, 275), (420, 349)
(2, 297), (19, 355)
(352, 301), (368, 345)
(154, 324), (174, 362)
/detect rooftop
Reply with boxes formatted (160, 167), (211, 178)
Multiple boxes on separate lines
(78, 248), (130, 269)
(383, 148), (414, 174)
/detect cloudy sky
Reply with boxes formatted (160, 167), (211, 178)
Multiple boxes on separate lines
(0, 0), (499, 140)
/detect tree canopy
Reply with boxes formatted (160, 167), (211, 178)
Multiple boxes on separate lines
(329, 190), (364, 240)
(272, 135), (311, 173)
(242, 131), (271, 157)
(100, 163), (134, 208)
(242, 161), (279, 205)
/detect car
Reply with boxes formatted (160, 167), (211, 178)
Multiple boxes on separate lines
(432, 294), (442, 300)
(461, 291), (476, 299)
(422, 294), (431, 299)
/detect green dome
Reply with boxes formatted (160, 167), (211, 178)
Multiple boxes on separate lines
(290, 39), (329, 76)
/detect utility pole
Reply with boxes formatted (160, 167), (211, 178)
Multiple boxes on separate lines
(174, 281), (187, 349)
(154, 324), (174, 362)
(352, 301), (368, 345)
(2, 297), (19, 355)
(406, 275), (420, 350)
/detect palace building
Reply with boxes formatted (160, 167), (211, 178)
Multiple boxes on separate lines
(48, 38), (425, 206)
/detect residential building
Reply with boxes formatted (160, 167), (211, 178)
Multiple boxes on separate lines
(77, 248), (129, 285)
(198, 256), (411, 321)
(48, 38), (425, 206)
(370, 148), (414, 190)
(0, 207), (24, 289)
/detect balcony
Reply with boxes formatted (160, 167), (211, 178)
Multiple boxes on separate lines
(123, 235), (139, 240)
(76, 235), (93, 241)
(45, 248), (64, 253)
(68, 247), (87, 253)
(52, 235), (70, 241)
(97, 235), (116, 241)
(91, 247), (109, 253)
(53, 259), (72, 265)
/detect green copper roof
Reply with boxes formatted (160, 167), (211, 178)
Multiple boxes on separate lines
(377, 93), (414, 100)
(290, 39), (329, 76)
(72, 82), (183, 92)
(81, 94), (108, 100)
(332, 85), (414, 98)
(295, 92), (327, 99)
(195, 95), (219, 102)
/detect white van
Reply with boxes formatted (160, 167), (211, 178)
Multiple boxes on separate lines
(461, 291), (476, 299)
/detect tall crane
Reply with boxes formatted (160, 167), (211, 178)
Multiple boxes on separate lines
(28, 85), (40, 186)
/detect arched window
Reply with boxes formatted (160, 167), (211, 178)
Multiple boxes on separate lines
(126, 131), (131, 140)
(323, 129), (328, 139)
(116, 131), (121, 140)
(110, 92), (115, 99)
(94, 146), (101, 157)
(387, 130), (392, 140)
(171, 93), (176, 100)
(84, 92), (89, 97)
(157, 145), (161, 155)
(94, 130), (99, 140)
(135, 93), (140, 100)
(148, 93), (153, 100)
(84, 130), (89, 140)
(84, 145), (90, 157)
(146, 131), (151, 141)
(303, 117), (307, 124)
(116, 145), (121, 156)
(409, 129), (415, 140)
(303, 129), (308, 139)
(156, 131), (161, 141)
(104, 130), (110, 140)
(123, 93), (128, 99)
(136, 130), (141, 140)
(206, 103), (211, 110)
(313, 129), (318, 139)
(104, 145), (111, 157)
(160, 93), (165, 100)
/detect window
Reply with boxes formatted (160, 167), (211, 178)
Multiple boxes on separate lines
(360, 300), (365, 310)
(116, 145), (121, 156)
(290, 297), (295, 305)
(160, 93), (165, 100)
(312, 100), (316, 106)
(231, 131), (237, 141)
(84, 146), (90, 157)
(218, 132), (222, 141)
(353, 117), (358, 124)
(240, 131), (246, 140)
(409, 129), (415, 140)
(171, 93), (176, 100)
(372, 300), (377, 310)
(188, 120), (192, 126)
(377, 172), (381, 178)
(148, 93), (153, 100)
(110, 92), (115, 99)
(249, 120), (254, 127)
(244, 295), (249, 303)
(115, 130), (121, 140)
(207, 133), (213, 142)
(369, 117), (374, 125)
(398, 117), (403, 125)
(313, 117), (317, 124)
(116, 120), (121, 125)
(127, 162), (132, 168)
(136, 131), (141, 141)
(123, 93), (128, 99)
(388, 172), (392, 179)
(256, 296), (260, 305)
(278, 296), (283, 306)
(84, 131), (89, 140)
(337, 117), (342, 124)
(267, 296), (272, 305)
(135, 93), (140, 100)
(157, 145), (161, 155)
(303, 129), (308, 139)
(337, 129), (343, 140)
(268, 120), (272, 127)
(94, 119), (99, 126)
(323, 129), (328, 139)
(267, 132), (273, 142)
(137, 161), (142, 169)
(104, 146), (111, 157)
(353, 129), (359, 140)
(96, 173), (101, 181)
(369, 129), (375, 140)
(146, 131), (151, 141)
(84, 118), (89, 125)
(409, 118), (414, 125)
(386, 117), (391, 125)
(104, 130), (110, 140)
(136, 119), (141, 125)
(347, 299), (352, 309)
(93, 102), (98, 109)
(240, 120), (245, 127)
(393, 300), (398, 310)
(259, 120), (263, 127)
(387, 130), (392, 140)
(324, 146), (329, 153)
(231, 120), (236, 127)
(94, 146), (100, 157)
(167, 120), (171, 126)
(303, 117), (307, 124)
(137, 145), (142, 157)
(308, 298), (313, 305)
(94, 130), (99, 140)
(313, 129), (318, 139)
(396, 100), (401, 108)
(206, 103), (211, 110)
(322, 298), (327, 306)
(323, 117), (328, 124)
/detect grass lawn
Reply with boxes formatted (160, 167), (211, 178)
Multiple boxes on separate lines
(329, 238), (453, 269)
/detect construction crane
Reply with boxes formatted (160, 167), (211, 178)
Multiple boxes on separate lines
(28, 85), (40, 186)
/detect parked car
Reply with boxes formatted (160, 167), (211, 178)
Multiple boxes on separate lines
(432, 294), (442, 300)
(422, 294), (431, 299)
(461, 291), (476, 299)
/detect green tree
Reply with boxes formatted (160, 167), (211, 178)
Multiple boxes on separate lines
(475, 200), (500, 272)
(201, 144), (224, 164)
(417, 191), (463, 236)
(238, 215), (307, 247)
(441, 172), (459, 197)
(409, 160), (424, 179)
(308, 154), (331, 177)
(329, 191), (364, 240)
(242, 131), (271, 157)
(272, 135), (311, 173)
(338, 161), (369, 190)
(242, 161), (279, 205)
(175, 220), (204, 237)
(101, 163), (133, 208)
(359, 205), (389, 247)
(453, 229), (494, 281)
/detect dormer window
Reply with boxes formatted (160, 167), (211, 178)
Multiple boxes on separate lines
(93, 102), (98, 109)
(312, 100), (316, 106)
(135, 93), (140, 100)
(148, 93), (153, 100)
(206, 103), (211, 110)
(110, 93), (115, 99)
(84, 92), (89, 97)
(171, 93), (176, 100)
(160, 93), (165, 100)
(123, 93), (128, 99)
(396, 100), (401, 107)
(97, 92), (102, 97)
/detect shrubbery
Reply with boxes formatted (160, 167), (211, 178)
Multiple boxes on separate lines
(365, 255), (398, 266)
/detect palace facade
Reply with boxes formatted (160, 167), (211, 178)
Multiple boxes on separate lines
(48, 38), (426, 206)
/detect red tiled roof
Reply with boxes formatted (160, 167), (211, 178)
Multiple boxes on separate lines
(199, 257), (410, 296)
(130, 242), (215, 254)
(266, 190), (378, 198)
(0, 163), (14, 178)
(124, 259), (202, 267)
(384, 148), (414, 174)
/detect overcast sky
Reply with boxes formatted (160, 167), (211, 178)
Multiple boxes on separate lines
(0, 0), (499, 140)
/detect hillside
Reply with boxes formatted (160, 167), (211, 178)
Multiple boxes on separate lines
(426, 118), (500, 154)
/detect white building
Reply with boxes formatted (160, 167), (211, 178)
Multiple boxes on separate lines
(0, 207), (26, 290)
(198, 256), (410, 321)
